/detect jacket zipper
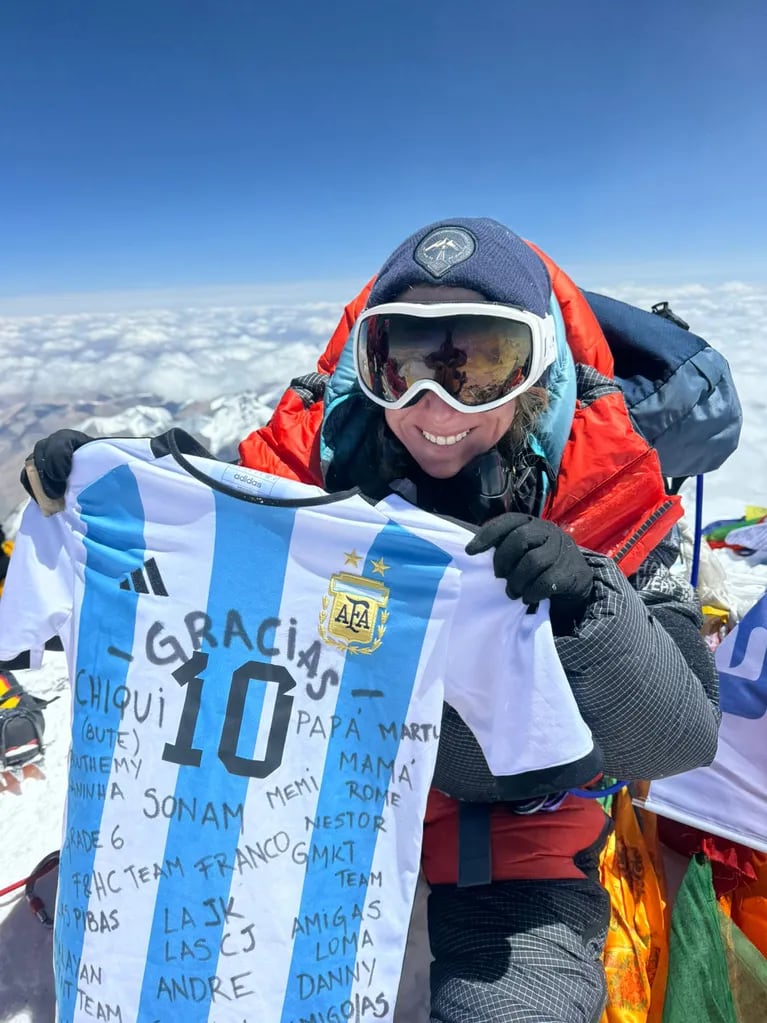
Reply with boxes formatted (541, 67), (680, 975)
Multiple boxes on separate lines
(612, 499), (677, 565)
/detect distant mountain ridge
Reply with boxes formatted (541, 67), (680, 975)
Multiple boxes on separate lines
(0, 390), (274, 527)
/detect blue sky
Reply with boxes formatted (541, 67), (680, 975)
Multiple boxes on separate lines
(1, 0), (765, 303)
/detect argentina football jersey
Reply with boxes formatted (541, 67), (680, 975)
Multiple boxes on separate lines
(0, 429), (597, 1023)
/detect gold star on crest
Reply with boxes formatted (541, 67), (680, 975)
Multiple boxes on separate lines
(344, 549), (362, 568)
(370, 557), (390, 577)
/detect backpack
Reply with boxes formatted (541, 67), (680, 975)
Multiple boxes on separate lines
(583, 291), (743, 480)
(0, 669), (46, 769)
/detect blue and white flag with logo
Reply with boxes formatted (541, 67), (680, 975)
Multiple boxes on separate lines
(645, 590), (767, 852)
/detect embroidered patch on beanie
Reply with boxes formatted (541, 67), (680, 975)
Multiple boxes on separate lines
(413, 227), (476, 278)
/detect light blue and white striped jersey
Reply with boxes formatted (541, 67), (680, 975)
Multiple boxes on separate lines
(0, 430), (596, 1023)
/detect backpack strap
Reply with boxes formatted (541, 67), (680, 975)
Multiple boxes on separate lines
(457, 803), (492, 887)
(289, 373), (327, 408)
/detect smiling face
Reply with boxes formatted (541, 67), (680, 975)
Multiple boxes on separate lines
(381, 285), (519, 478)
(384, 390), (517, 477)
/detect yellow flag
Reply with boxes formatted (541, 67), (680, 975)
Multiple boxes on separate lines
(599, 789), (669, 1023)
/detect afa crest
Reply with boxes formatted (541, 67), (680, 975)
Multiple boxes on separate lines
(319, 570), (390, 655)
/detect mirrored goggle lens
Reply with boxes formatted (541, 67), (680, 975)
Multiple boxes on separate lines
(356, 312), (535, 407)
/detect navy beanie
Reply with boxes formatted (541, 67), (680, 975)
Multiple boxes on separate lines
(366, 217), (551, 319)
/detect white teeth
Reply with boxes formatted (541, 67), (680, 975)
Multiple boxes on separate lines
(421, 429), (470, 446)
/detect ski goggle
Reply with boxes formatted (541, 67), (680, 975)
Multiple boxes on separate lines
(353, 302), (557, 413)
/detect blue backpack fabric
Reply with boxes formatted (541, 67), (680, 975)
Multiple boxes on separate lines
(583, 291), (742, 479)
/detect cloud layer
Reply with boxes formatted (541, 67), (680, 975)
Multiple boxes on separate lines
(1, 283), (764, 527)
(0, 302), (343, 405)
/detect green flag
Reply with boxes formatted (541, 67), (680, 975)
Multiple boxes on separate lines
(663, 854), (767, 1022)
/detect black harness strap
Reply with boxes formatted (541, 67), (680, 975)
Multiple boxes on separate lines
(457, 803), (492, 887)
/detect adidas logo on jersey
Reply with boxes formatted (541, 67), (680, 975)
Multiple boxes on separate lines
(119, 557), (168, 596)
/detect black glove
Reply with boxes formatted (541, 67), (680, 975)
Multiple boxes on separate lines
(20, 429), (93, 503)
(465, 513), (594, 629)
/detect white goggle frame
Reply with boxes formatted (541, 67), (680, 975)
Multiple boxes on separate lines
(352, 301), (557, 414)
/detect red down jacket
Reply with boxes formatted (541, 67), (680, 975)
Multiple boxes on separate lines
(239, 249), (683, 882)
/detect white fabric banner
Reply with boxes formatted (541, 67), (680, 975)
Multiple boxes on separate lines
(644, 590), (767, 853)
